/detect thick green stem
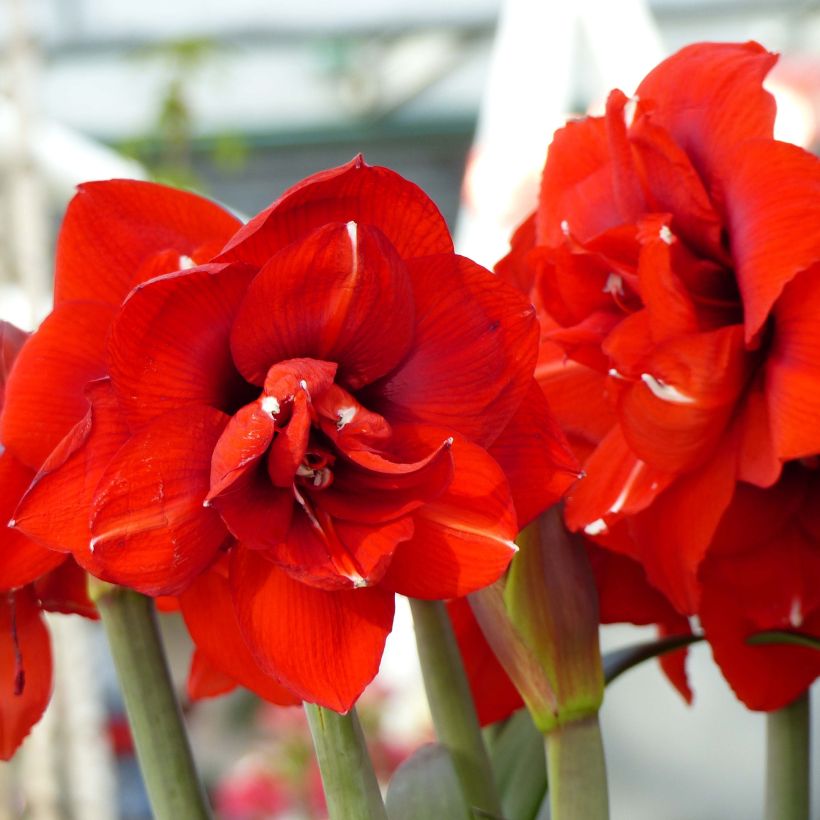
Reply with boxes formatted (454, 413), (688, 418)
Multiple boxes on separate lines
(409, 598), (503, 818)
(546, 715), (609, 820)
(765, 691), (810, 820)
(95, 587), (211, 820)
(304, 703), (388, 820)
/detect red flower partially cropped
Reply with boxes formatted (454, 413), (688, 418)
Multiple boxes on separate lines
(500, 41), (820, 709)
(12, 157), (575, 711)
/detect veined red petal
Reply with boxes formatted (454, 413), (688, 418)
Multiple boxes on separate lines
(108, 264), (257, 429)
(218, 156), (453, 266)
(54, 180), (240, 307)
(380, 434), (518, 600)
(12, 380), (129, 576)
(180, 566), (301, 706)
(231, 223), (414, 390)
(766, 262), (820, 460)
(371, 254), (538, 447)
(0, 588), (52, 760)
(723, 140), (820, 341)
(90, 406), (231, 596)
(1, 301), (114, 469)
(231, 547), (394, 712)
(0, 453), (64, 589)
(634, 41), (776, 189)
(488, 380), (579, 527)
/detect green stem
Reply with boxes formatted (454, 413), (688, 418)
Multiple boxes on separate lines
(546, 715), (609, 820)
(409, 598), (503, 818)
(94, 587), (211, 820)
(765, 691), (810, 820)
(304, 703), (388, 820)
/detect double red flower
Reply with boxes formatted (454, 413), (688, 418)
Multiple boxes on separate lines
(500, 41), (820, 709)
(5, 157), (575, 712)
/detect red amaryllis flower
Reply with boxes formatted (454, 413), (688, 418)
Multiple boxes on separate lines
(499, 41), (820, 709)
(13, 157), (576, 711)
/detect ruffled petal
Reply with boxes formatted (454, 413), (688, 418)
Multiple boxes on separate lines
(370, 253), (538, 447)
(219, 156), (453, 266)
(0, 453), (64, 590)
(1, 301), (115, 469)
(722, 140), (820, 341)
(0, 588), (52, 760)
(231, 223), (414, 390)
(108, 264), (257, 429)
(89, 406), (231, 596)
(231, 547), (394, 711)
(380, 434), (518, 600)
(180, 565), (301, 705)
(54, 180), (240, 307)
(12, 380), (129, 577)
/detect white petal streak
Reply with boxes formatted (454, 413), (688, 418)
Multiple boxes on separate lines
(641, 373), (696, 405)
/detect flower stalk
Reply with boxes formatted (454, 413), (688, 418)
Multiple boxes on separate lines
(765, 691), (810, 820)
(409, 597), (503, 817)
(304, 703), (388, 820)
(93, 585), (212, 820)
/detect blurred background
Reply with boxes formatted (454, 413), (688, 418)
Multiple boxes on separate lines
(1, 0), (819, 818)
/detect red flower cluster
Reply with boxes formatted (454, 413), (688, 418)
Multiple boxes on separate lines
(1, 157), (575, 722)
(499, 41), (820, 709)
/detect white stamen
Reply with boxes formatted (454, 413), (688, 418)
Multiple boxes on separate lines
(560, 219), (570, 236)
(299, 379), (308, 392)
(296, 464), (314, 477)
(659, 225), (674, 245)
(178, 254), (196, 269)
(603, 272), (624, 296)
(261, 395), (280, 416)
(336, 406), (356, 430)
(584, 519), (608, 536)
(445, 437), (454, 447)
(789, 597), (804, 628)
(347, 572), (369, 589)
(608, 368), (625, 380)
(7, 519), (15, 529)
(89, 535), (101, 553)
(202, 499), (211, 508)
(347, 220), (358, 245)
(624, 95), (639, 128)
(641, 373), (696, 405)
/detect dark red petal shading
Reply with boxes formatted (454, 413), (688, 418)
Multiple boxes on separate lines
(0, 588), (52, 760)
(1, 301), (114, 469)
(219, 156), (453, 266)
(90, 406), (231, 596)
(766, 262), (820, 460)
(0, 322), (29, 409)
(54, 180), (240, 307)
(108, 264), (257, 429)
(180, 566), (301, 706)
(0, 453), (64, 590)
(722, 140), (820, 341)
(488, 380), (579, 528)
(448, 597), (523, 726)
(231, 223), (414, 390)
(371, 254), (538, 447)
(13, 380), (129, 577)
(635, 41), (776, 190)
(380, 434), (517, 600)
(33, 561), (96, 619)
(231, 547), (394, 712)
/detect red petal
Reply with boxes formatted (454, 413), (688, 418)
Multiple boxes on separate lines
(371, 254), (538, 447)
(380, 434), (517, 600)
(495, 212), (537, 296)
(723, 140), (820, 341)
(735, 377), (781, 487)
(635, 42), (776, 189)
(108, 264), (257, 429)
(33, 561), (96, 619)
(54, 180), (240, 307)
(488, 380), (579, 527)
(0, 322), (29, 409)
(13, 380), (129, 577)
(448, 597), (523, 726)
(187, 648), (236, 700)
(90, 406), (230, 596)
(219, 156), (453, 267)
(0, 453), (64, 589)
(1, 301), (114, 469)
(180, 566), (301, 705)
(766, 262), (820, 460)
(231, 223), (414, 390)
(231, 547), (394, 711)
(0, 588), (52, 760)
